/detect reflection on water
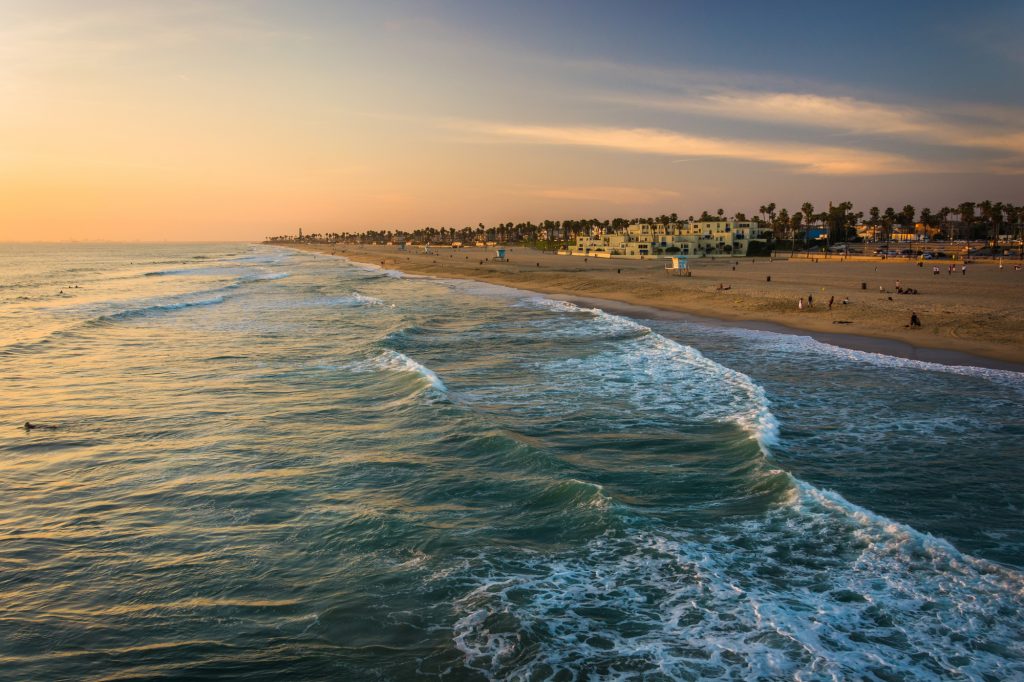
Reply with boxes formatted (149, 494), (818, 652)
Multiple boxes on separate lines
(0, 243), (1021, 680)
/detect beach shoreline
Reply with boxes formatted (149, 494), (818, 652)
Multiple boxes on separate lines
(278, 242), (1024, 372)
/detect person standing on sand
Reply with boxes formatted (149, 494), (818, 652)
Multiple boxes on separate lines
(828, 295), (834, 310)
(798, 297), (804, 311)
(808, 294), (813, 308)
(962, 264), (967, 275)
(910, 312), (921, 328)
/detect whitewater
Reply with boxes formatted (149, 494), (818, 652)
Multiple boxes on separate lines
(0, 242), (1021, 681)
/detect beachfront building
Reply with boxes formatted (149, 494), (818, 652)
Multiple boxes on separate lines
(570, 221), (771, 258)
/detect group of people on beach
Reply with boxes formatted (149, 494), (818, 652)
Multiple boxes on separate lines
(798, 293), (849, 311)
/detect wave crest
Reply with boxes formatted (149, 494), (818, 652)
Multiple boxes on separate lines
(373, 350), (448, 395)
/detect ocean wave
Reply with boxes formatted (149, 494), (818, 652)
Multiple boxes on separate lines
(90, 295), (227, 325)
(529, 297), (780, 452)
(371, 349), (448, 395)
(143, 266), (236, 277)
(223, 251), (292, 266)
(704, 323), (1024, 388)
(450, 482), (1024, 680)
(144, 269), (290, 284)
(0, 328), (80, 358)
(337, 292), (384, 306)
(1, 285), (244, 355)
(329, 254), (410, 279)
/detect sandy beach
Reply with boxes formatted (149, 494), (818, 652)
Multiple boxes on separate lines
(286, 243), (1024, 369)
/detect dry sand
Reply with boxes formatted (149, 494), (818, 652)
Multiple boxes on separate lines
(286, 243), (1024, 369)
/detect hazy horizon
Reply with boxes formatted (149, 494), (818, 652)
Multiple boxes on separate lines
(3, 0), (1023, 242)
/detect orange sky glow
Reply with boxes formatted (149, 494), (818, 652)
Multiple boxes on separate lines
(2, 1), (1022, 242)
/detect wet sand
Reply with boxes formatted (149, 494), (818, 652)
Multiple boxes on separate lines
(285, 243), (1024, 370)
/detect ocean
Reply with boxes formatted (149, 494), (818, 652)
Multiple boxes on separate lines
(1, 242), (1022, 681)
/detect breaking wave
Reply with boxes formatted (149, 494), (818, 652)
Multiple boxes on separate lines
(91, 295), (227, 325)
(372, 349), (448, 395)
(527, 297), (779, 451)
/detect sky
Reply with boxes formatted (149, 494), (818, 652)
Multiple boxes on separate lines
(1, 0), (1022, 241)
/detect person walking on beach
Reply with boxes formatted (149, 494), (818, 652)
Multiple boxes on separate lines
(828, 295), (834, 310)
(962, 264), (967, 275)
(798, 297), (804, 311)
(808, 294), (813, 308)
(910, 312), (921, 328)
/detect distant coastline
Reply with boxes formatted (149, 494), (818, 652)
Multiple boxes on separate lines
(276, 242), (1024, 372)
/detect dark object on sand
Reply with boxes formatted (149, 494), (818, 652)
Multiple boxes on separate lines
(910, 312), (922, 328)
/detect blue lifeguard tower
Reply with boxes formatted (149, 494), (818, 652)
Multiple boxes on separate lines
(665, 256), (690, 276)
(495, 248), (507, 261)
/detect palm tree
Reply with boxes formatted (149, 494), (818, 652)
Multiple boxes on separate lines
(901, 205), (915, 230)
(883, 207), (897, 253)
(799, 203), (814, 249)
(957, 202), (976, 250)
(776, 207), (790, 244)
(938, 207), (952, 240)
(791, 211), (803, 256)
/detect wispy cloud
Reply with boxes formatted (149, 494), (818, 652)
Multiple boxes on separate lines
(461, 121), (927, 175)
(526, 186), (679, 204)
(608, 90), (1024, 156)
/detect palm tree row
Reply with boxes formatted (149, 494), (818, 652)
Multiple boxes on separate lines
(267, 200), (1024, 250)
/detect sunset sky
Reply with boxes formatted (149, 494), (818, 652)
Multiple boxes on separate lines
(2, 0), (1022, 241)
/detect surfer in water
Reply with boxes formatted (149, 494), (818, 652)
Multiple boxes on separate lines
(23, 422), (57, 430)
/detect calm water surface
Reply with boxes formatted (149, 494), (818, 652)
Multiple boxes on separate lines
(1, 243), (1021, 680)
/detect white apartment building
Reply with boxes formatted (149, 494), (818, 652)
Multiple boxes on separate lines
(571, 221), (772, 258)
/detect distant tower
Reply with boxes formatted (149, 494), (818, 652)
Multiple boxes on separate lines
(298, 228), (303, 239)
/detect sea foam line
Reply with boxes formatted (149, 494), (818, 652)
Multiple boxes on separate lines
(708, 323), (1024, 392)
(328, 254), (407, 279)
(528, 296), (780, 452)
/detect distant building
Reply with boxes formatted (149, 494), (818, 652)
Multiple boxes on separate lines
(571, 221), (771, 258)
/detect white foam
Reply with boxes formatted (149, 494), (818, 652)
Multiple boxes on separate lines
(704, 323), (1024, 387)
(374, 349), (448, 394)
(331, 255), (407, 279)
(449, 489), (1024, 680)
(346, 292), (383, 306)
(528, 296), (780, 452)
